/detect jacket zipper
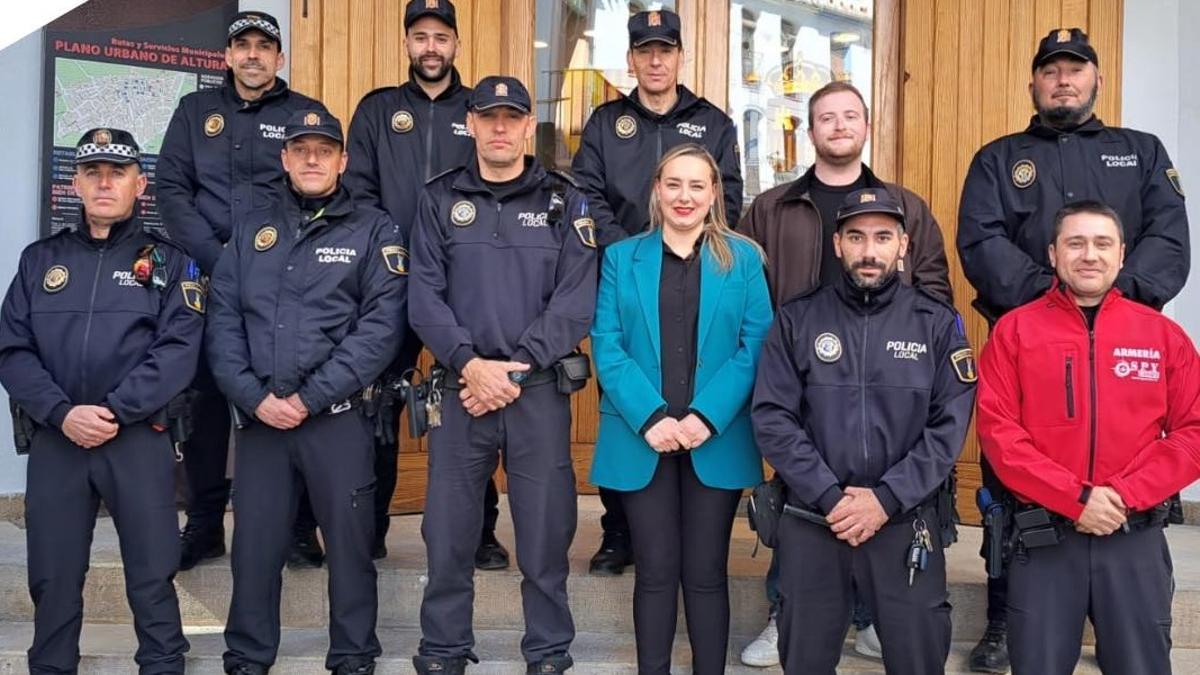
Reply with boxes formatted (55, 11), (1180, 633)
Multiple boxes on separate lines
(655, 123), (663, 162)
(79, 247), (106, 398)
(424, 99), (436, 180)
(860, 296), (870, 473)
(1065, 356), (1075, 418)
(1087, 326), (1098, 481)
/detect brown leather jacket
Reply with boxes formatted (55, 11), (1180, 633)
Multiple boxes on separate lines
(740, 164), (952, 306)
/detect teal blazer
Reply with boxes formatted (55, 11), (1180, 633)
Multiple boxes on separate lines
(589, 230), (773, 491)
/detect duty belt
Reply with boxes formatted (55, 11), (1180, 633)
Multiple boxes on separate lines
(440, 367), (557, 390)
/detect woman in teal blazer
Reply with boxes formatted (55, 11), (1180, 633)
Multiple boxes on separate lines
(590, 144), (773, 674)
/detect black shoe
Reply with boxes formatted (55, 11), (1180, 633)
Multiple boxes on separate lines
(527, 654), (573, 673)
(286, 528), (325, 569)
(474, 531), (510, 571)
(334, 660), (375, 675)
(179, 522), (226, 571)
(227, 662), (267, 675)
(412, 655), (468, 675)
(968, 620), (1010, 673)
(588, 531), (633, 576)
(372, 538), (388, 561)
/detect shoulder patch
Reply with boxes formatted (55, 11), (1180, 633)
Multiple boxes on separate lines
(547, 169), (580, 189)
(573, 217), (596, 248)
(180, 280), (206, 314)
(381, 245), (408, 275)
(915, 286), (957, 312)
(950, 348), (977, 383)
(779, 284), (824, 307)
(1166, 168), (1184, 197)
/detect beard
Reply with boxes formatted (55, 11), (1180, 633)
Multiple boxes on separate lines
(411, 54), (453, 83)
(1034, 85), (1098, 129)
(847, 260), (896, 290)
(814, 135), (865, 166)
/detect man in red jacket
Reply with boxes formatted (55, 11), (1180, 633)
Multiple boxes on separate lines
(977, 200), (1200, 674)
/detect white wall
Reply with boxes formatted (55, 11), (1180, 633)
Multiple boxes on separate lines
(0, 1), (290, 495)
(1122, 0), (1200, 500)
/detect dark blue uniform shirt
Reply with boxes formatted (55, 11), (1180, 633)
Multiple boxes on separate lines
(206, 183), (406, 416)
(0, 217), (205, 427)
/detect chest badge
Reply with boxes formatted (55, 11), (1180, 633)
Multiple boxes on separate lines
(615, 115), (638, 139)
(451, 200), (476, 227)
(814, 332), (842, 363)
(204, 113), (225, 137)
(392, 110), (414, 133)
(1011, 159), (1036, 189)
(43, 265), (69, 293)
(950, 348), (977, 383)
(254, 226), (278, 252)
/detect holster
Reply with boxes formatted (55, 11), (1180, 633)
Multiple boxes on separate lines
(9, 400), (34, 456)
(937, 467), (960, 547)
(554, 352), (592, 395)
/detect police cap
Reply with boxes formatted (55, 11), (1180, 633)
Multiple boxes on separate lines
(836, 188), (905, 230)
(228, 11), (283, 47)
(405, 0), (457, 32)
(628, 9), (682, 48)
(1032, 28), (1098, 71)
(283, 110), (345, 145)
(469, 76), (532, 114)
(75, 128), (141, 166)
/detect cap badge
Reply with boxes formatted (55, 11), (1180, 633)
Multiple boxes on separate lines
(304, 112), (320, 126)
(615, 115), (638, 139)
(451, 200), (476, 226)
(392, 110), (414, 133)
(245, 13), (261, 21)
(43, 265), (69, 293)
(495, 82), (509, 97)
(648, 11), (661, 27)
(204, 113), (225, 137)
(859, 193), (876, 203)
(1056, 28), (1071, 43)
(254, 226), (278, 252)
(425, 0), (439, 8)
(814, 333), (842, 363)
(93, 129), (111, 146)
(1012, 159), (1037, 189)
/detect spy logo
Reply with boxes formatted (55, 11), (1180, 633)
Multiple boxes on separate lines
(382, 245), (408, 275)
(43, 265), (69, 293)
(204, 113), (225, 137)
(615, 115), (637, 139)
(951, 348), (977, 383)
(573, 217), (596, 248)
(814, 333), (842, 363)
(1112, 346), (1162, 382)
(181, 281), (206, 314)
(254, 226), (278, 251)
(1012, 159), (1036, 189)
(391, 110), (414, 133)
(451, 201), (476, 226)
(304, 112), (320, 126)
(93, 129), (111, 146)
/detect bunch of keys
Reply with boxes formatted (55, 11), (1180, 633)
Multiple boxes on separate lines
(425, 385), (443, 429)
(906, 519), (933, 587)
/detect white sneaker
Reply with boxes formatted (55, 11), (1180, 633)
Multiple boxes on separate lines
(854, 624), (883, 659)
(740, 617), (780, 667)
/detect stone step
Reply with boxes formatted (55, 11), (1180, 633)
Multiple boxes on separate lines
(2, 497), (1199, 647)
(4, 622), (1198, 674)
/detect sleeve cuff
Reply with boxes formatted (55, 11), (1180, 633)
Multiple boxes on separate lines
(873, 484), (902, 517)
(816, 485), (845, 515)
(510, 348), (539, 370)
(449, 346), (476, 373)
(639, 408), (668, 436)
(688, 408), (718, 435)
(47, 402), (73, 429)
(1078, 485), (1093, 505)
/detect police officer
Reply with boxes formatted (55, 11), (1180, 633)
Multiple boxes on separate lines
(752, 188), (977, 675)
(344, 0), (507, 568)
(977, 201), (1200, 674)
(956, 28), (1190, 671)
(158, 10), (330, 571)
(0, 129), (203, 674)
(208, 110), (405, 675)
(409, 76), (597, 675)
(571, 7), (743, 575)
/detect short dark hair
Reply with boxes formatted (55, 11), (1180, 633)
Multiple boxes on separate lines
(807, 81), (869, 129)
(1053, 200), (1124, 242)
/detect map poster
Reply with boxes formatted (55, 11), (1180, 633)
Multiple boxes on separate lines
(40, 0), (238, 236)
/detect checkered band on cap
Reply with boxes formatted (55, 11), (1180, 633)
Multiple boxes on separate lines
(228, 16), (281, 41)
(76, 143), (140, 162)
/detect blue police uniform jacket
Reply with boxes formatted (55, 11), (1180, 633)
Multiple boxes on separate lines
(0, 217), (205, 427)
(958, 115), (1189, 318)
(571, 85), (743, 247)
(157, 72), (327, 274)
(408, 158), (598, 373)
(344, 68), (475, 240)
(752, 274), (977, 517)
(206, 183), (406, 416)
(590, 231), (773, 491)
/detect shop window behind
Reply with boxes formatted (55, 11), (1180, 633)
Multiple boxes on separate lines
(534, 0), (676, 172)
(729, 1), (872, 203)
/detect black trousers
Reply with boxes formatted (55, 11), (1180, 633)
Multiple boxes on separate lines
(182, 355), (232, 530)
(980, 456), (1008, 624)
(1008, 524), (1174, 674)
(621, 454), (741, 675)
(223, 409), (380, 671)
(418, 382), (576, 664)
(776, 504), (951, 675)
(26, 425), (188, 674)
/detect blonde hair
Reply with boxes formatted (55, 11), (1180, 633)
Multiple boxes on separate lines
(647, 143), (765, 272)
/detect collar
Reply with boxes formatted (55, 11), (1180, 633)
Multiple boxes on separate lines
(1044, 280), (1122, 320)
(782, 163), (884, 203)
(625, 84), (700, 121)
(1024, 114), (1105, 139)
(833, 268), (901, 313)
(662, 233), (704, 261)
(403, 66), (465, 102)
(72, 212), (140, 248)
(223, 70), (290, 108)
(452, 156), (546, 197)
(281, 181), (355, 227)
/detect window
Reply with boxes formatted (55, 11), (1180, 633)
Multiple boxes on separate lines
(729, 0), (873, 200)
(533, 0), (676, 171)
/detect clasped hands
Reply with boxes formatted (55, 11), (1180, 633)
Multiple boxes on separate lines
(459, 358), (530, 417)
(642, 414), (711, 453)
(1075, 486), (1129, 536)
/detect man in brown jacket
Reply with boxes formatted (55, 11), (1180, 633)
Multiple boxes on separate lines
(738, 81), (953, 669)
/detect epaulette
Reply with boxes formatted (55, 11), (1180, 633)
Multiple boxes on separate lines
(915, 286), (958, 314)
(144, 228), (188, 255)
(547, 168), (580, 189)
(425, 165), (463, 185)
(779, 284), (824, 308)
(357, 85), (399, 105)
